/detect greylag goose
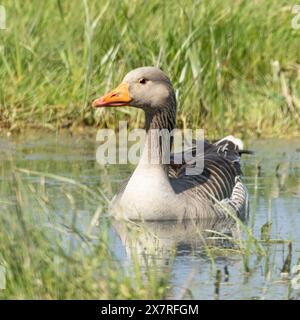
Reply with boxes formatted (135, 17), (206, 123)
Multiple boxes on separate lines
(92, 67), (249, 221)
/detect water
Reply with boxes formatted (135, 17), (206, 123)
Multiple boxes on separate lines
(0, 132), (299, 300)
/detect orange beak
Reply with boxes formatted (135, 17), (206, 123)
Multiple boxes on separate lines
(92, 83), (132, 108)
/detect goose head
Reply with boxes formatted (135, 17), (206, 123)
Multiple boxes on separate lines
(92, 67), (176, 114)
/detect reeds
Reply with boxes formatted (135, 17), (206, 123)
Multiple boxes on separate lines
(0, 163), (296, 299)
(0, 167), (171, 299)
(0, 0), (299, 136)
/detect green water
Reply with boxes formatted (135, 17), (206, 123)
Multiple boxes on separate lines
(0, 132), (300, 299)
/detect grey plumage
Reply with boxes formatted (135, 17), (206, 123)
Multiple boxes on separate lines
(93, 66), (250, 221)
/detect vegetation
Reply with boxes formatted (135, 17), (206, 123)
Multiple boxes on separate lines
(0, 165), (172, 299)
(0, 140), (298, 299)
(0, 0), (299, 136)
(0, 0), (299, 300)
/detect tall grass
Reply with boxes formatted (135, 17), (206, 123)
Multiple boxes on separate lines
(0, 136), (298, 299)
(0, 0), (299, 136)
(0, 167), (171, 299)
(0, 165), (294, 299)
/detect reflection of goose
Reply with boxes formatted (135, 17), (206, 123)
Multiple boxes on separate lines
(93, 67), (249, 221)
(113, 217), (239, 261)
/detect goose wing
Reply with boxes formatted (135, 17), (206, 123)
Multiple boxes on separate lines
(169, 136), (250, 218)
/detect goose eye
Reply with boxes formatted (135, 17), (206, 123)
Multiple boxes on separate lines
(139, 78), (147, 84)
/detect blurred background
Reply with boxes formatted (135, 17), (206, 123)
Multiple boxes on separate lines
(0, 0), (299, 137)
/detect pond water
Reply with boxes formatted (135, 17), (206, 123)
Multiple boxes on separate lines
(0, 132), (299, 300)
